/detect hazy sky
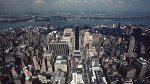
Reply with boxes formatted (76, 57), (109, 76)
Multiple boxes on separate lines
(0, 0), (150, 13)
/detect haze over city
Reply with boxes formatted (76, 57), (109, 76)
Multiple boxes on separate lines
(0, 0), (150, 14)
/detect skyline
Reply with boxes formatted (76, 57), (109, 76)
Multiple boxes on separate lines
(0, 0), (150, 14)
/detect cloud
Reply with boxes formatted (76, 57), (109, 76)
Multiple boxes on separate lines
(118, 1), (126, 5)
(55, 0), (100, 4)
(55, 0), (87, 4)
(0, 0), (150, 13)
(68, 0), (81, 3)
(34, 0), (45, 4)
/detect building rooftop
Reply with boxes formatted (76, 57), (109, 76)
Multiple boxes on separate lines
(56, 55), (67, 60)
(45, 50), (53, 54)
(55, 55), (67, 64)
(73, 68), (82, 74)
(50, 41), (67, 44)
(124, 65), (136, 71)
(64, 28), (72, 34)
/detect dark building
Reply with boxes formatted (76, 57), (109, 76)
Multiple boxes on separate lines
(125, 25), (133, 35)
(116, 22), (122, 35)
(117, 22), (121, 29)
(105, 71), (123, 84)
(75, 26), (79, 50)
(49, 41), (70, 56)
(132, 58), (148, 79)
(122, 65), (136, 79)
(47, 23), (50, 29)
(132, 28), (142, 41)
(132, 28), (142, 56)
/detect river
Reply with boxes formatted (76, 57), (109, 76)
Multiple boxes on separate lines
(0, 18), (150, 30)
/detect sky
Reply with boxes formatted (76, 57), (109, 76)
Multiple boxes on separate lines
(0, 0), (150, 14)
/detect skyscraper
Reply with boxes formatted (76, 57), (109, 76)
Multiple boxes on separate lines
(75, 26), (79, 50)
(117, 22), (121, 29)
(116, 22), (122, 35)
(128, 36), (135, 57)
(49, 41), (69, 56)
(11, 67), (21, 84)
(133, 58), (148, 79)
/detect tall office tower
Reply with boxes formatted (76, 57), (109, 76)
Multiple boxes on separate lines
(133, 28), (142, 55)
(33, 56), (41, 71)
(132, 28), (142, 41)
(127, 36), (135, 57)
(62, 28), (73, 47)
(116, 22), (121, 35)
(71, 68), (85, 84)
(122, 65), (136, 79)
(111, 45), (116, 57)
(117, 22), (121, 29)
(83, 31), (90, 47)
(47, 23), (50, 29)
(11, 67), (21, 84)
(141, 44), (145, 54)
(113, 24), (117, 28)
(0, 36), (5, 45)
(0, 36), (12, 46)
(41, 58), (46, 72)
(125, 25), (133, 35)
(75, 26), (79, 50)
(47, 58), (53, 73)
(49, 41), (69, 56)
(133, 58), (148, 79)
(93, 32), (100, 45)
(43, 50), (53, 73)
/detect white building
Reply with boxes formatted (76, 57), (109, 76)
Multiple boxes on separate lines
(54, 55), (68, 72)
(71, 68), (85, 84)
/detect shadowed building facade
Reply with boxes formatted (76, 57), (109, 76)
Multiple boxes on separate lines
(49, 41), (69, 56)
